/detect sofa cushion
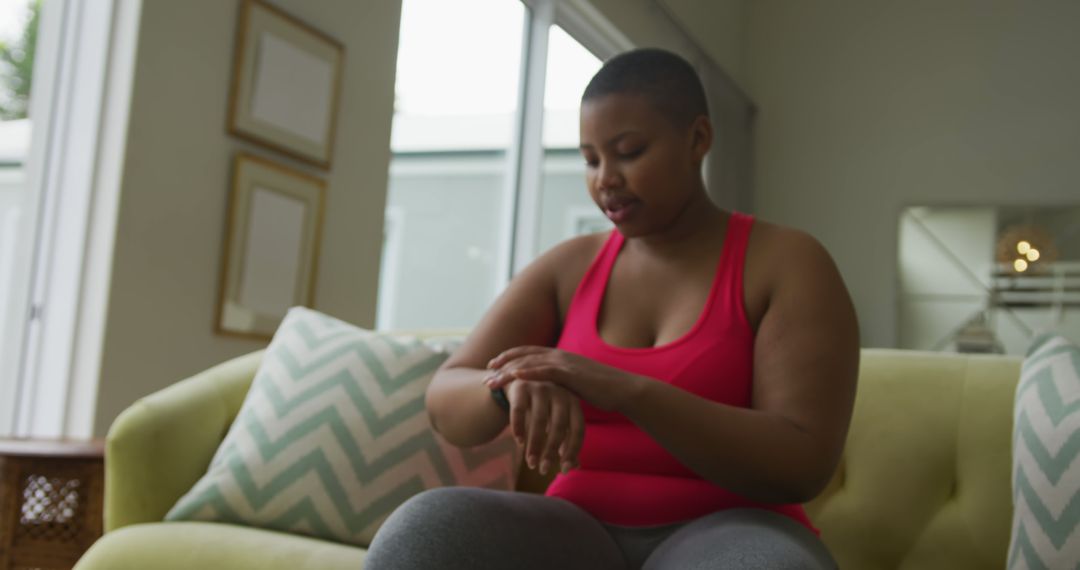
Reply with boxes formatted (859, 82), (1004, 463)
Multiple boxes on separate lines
(75, 522), (365, 570)
(1008, 333), (1080, 568)
(164, 306), (520, 547)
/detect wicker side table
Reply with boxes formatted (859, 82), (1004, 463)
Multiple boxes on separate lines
(0, 439), (105, 570)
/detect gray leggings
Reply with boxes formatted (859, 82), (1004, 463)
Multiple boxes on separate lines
(363, 487), (838, 569)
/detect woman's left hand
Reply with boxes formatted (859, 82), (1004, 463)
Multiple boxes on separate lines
(483, 346), (643, 413)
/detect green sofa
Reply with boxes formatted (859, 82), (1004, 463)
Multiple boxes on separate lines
(75, 345), (1021, 569)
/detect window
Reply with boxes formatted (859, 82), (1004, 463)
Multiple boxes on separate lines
(377, 0), (623, 331)
(534, 24), (605, 257)
(377, 0), (526, 330)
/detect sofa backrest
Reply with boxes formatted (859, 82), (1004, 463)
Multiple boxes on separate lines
(802, 348), (1020, 569)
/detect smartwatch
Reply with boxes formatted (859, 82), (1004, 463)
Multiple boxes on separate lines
(490, 386), (510, 412)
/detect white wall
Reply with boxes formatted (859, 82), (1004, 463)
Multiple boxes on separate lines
(658, 0), (744, 88)
(92, 0), (401, 435)
(588, 0), (742, 81)
(744, 0), (1080, 347)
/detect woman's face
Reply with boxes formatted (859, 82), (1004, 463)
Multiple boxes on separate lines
(579, 93), (709, 237)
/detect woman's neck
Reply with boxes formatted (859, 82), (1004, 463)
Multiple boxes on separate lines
(627, 184), (728, 259)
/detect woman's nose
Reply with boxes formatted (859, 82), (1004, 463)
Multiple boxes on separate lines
(596, 162), (623, 190)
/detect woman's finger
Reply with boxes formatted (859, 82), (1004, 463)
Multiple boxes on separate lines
(507, 380), (529, 446)
(487, 346), (549, 370)
(539, 391), (569, 475)
(561, 397), (585, 472)
(484, 360), (543, 389)
(508, 365), (556, 382)
(525, 390), (550, 471)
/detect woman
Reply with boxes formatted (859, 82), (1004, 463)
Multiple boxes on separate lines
(365, 48), (857, 569)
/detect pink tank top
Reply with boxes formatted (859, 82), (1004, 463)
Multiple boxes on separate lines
(543, 211), (819, 536)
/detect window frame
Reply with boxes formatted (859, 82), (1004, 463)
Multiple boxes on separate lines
(500, 0), (631, 286)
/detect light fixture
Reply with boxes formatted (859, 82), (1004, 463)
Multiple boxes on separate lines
(997, 225), (1058, 274)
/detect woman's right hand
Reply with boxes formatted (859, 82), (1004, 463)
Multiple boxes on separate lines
(504, 379), (584, 476)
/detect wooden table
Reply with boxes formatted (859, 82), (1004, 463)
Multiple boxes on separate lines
(0, 439), (105, 570)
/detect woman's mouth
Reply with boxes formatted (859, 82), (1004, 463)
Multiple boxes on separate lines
(603, 200), (639, 223)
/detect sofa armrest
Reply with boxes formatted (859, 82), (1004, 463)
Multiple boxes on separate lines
(103, 349), (265, 532)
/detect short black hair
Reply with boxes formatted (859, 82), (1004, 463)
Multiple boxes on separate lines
(581, 48), (709, 128)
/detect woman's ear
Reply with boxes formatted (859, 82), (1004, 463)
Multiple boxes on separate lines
(689, 115), (713, 163)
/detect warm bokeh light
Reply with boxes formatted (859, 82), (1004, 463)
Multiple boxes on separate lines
(1014, 259), (1029, 272)
(1017, 240), (1031, 255)
(1026, 248), (1040, 262)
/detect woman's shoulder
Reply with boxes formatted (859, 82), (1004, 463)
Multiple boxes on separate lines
(746, 216), (835, 273)
(509, 230), (610, 299)
(743, 216), (844, 329)
(534, 229), (610, 270)
(747, 215), (822, 249)
(535, 230), (611, 317)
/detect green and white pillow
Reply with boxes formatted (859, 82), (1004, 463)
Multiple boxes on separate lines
(1008, 333), (1080, 568)
(165, 306), (520, 547)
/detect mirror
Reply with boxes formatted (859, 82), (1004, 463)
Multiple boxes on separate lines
(898, 206), (1080, 356)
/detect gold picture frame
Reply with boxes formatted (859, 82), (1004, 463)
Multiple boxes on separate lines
(227, 0), (344, 169)
(216, 152), (326, 341)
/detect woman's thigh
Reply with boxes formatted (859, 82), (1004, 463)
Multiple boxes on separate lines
(640, 509), (838, 570)
(363, 487), (626, 570)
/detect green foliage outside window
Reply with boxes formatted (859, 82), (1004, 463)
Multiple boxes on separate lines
(0, 0), (41, 120)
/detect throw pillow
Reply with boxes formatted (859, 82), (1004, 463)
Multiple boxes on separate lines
(165, 306), (520, 547)
(1008, 333), (1080, 568)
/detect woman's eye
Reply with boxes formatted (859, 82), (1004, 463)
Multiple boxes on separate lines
(620, 148), (644, 159)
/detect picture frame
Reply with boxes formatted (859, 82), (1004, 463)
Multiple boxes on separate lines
(228, 0), (345, 169)
(216, 152), (326, 341)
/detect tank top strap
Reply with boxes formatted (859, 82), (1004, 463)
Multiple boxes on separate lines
(706, 211), (754, 335)
(601, 228), (625, 274)
(561, 229), (623, 339)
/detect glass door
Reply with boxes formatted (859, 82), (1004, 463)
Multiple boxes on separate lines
(377, 0), (527, 330)
(0, 0), (42, 434)
(376, 0), (627, 330)
(534, 24), (605, 258)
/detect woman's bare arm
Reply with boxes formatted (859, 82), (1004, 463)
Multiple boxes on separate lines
(426, 237), (585, 448)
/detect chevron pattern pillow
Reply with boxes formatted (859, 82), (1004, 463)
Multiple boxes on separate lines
(165, 306), (521, 547)
(1008, 333), (1080, 568)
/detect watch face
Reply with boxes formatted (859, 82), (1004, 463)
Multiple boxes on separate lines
(491, 387), (511, 411)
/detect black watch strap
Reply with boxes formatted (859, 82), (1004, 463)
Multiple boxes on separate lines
(490, 387), (510, 412)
